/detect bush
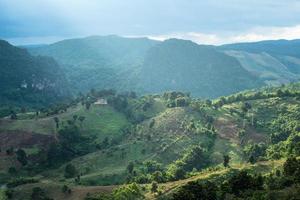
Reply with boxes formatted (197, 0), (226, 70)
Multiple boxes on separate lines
(64, 164), (77, 178)
(31, 187), (53, 200)
(173, 180), (217, 200)
(112, 183), (144, 200)
(7, 178), (38, 188)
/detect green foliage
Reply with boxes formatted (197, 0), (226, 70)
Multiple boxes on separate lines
(223, 155), (230, 168)
(16, 149), (28, 166)
(61, 185), (71, 194)
(7, 178), (38, 188)
(173, 180), (218, 200)
(64, 164), (78, 178)
(127, 162), (134, 174)
(167, 146), (209, 180)
(31, 187), (53, 200)
(144, 161), (162, 173)
(151, 181), (158, 193)
(112, 183), (144, 200)
(243, 143), (266, 163)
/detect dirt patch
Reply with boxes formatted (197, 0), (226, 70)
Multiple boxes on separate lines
(214, 117), (239, 142)
(243, 127), (269, 144)
(0, 130), (55, 150)
(214, 117), (268, 145)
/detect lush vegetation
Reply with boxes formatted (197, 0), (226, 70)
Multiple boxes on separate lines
(1, 82), (300, 199)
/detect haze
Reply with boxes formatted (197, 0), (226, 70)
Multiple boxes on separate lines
(1, 0), (300, 45)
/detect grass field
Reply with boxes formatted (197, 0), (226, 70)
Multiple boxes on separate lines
(0, 104), (129, 141)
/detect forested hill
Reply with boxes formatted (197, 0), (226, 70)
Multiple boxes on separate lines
(28, 35), (158, 69)
(138, 39), (263, 97)
(0, 40), (70, 114)
(28, 35), (159, 93)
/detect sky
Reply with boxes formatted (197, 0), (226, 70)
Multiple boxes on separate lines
(1, 0), (300, 45)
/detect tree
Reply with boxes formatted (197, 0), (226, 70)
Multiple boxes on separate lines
(73, 115), (78, 121)
(64, 164), (77, 178)
(8, 167), (17, 175)
(85, 102), (91, 110)
(173, 180), (217, 200)
(152, 171), (165, 183)
(283, 157), (299, 176)
(113, 183), (144, 200)
(151, 181), (158, 193)
(145, 161), (162, 173)
(175, 97), (188, 107)
(31, 187), (52, 200)
(10, 110), (17, 120)
(223, 155), (230, 168)
(127, 162), (134, 174)
(241, 102), (251, 113)
(248, 155), (256, 164)
(227, 171), (263, 196)
(16, 149), (27, 166)
(78, 116), (85, 127)
(54, 117), (59, 129)
(181, 146), (208, 171)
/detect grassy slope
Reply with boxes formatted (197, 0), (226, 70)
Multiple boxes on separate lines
(0, 104), (129, 139)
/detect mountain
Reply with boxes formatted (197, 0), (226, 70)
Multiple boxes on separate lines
(0, 40), (70, 113)
(28, 35), (159, 93)
(138, 39), (263, 97)
(220, 39), (300, 85)
(28, 36), (264, 98)
(221, 39), (300, 57)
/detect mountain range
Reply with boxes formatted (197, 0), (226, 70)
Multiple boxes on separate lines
(2, 35), (300, 109)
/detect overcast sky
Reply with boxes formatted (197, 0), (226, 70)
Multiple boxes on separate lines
(1, 0), (300, 45)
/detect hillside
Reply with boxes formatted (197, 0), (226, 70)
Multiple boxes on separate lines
(221, 39), (300, 85)
(28, 35), (159, 93)
(138, 39), (263, 97)
(0, 40), (70, 116)
(0, 83), (299, 199)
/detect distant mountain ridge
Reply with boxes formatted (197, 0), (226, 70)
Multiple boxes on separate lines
(221, 39), (300, 58)
(138, 39), (262, 97)
(220, 39), (300, 85)
(27, 36), (267, 98)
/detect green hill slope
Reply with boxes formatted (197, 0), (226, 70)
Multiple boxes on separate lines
(1, 84), (300, 200)
(138, 39), (263, 97)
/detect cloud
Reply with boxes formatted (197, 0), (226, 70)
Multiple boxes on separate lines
(144, 24), (300, 45)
